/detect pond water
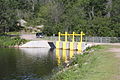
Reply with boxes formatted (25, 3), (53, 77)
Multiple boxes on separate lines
(0, 48), (78, 80)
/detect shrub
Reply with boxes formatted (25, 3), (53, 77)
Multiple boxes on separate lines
(0, 36), (27, 47)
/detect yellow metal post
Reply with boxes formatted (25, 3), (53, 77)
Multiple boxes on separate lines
(77, 42), (82, 53)
(80, 31), (83, 44)
(78, 31), (83, 52)
(65, 32), (67, 42)
(56, 41), (60, 49)
(72, 32), (75, 42)
(63, 32), (67, 49)
(56, 32), (61, 49)
(63, 42), (66, 49)
(70, 42), (74, 50)
(58, 32), (61, 41)
(70, 32), (75, 50)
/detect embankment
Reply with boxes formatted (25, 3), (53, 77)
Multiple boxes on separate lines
(50, 45), (119, 80)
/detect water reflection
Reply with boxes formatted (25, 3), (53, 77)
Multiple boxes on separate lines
(17, 48), (57, 78)
(62, 50), (68, 63)
(56, 49), (61, 65)
(55, 49), (77, 65)
(19, 48), (51, 58)
(0, 48), (57, 80)
(0, 48), (78, 79)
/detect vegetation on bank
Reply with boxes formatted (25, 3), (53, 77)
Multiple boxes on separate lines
(0, 36), (27, 47)
(6, 32), (21, 35)
(50, 45), (118, 80)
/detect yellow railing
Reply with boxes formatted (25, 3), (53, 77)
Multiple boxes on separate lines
(56, 31), (85, 53)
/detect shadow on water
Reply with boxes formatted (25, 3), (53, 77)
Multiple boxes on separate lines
(0, 48), (79, 80)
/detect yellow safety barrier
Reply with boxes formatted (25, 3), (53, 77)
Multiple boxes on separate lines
(56, 31), (85, 53)
(58, 32), (61, 41)
(56, 41), (60, 49)
(70, 42), (74, 50)
(63, 32), (68, 50)
(63, 42), (67, 50)
(77, 31), (85, 52)
(70, 32), (75, 50)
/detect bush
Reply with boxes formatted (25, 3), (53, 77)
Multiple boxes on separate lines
(0, 36), (27, 47)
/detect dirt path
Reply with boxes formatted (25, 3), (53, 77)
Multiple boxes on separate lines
(107, 45), (120, 80)
(109, 47), (120, 58)
(20, 34), (36, 40)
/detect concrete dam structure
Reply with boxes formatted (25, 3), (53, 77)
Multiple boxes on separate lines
(19, 31), (92, 52)
(19, 40), (90, 52)
(19, 41), (56, 48)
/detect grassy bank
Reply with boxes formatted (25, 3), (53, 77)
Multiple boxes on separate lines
(50, 45), (118, 80)
(0, 36), (27, 47)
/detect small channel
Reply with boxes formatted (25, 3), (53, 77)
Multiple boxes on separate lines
(0, 48), (78, 80)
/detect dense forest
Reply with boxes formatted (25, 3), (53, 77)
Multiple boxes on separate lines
(0, 0), (120, 37)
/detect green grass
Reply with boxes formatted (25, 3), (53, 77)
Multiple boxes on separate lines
(6, 32), (20, 35)
(0, 36), (27, 47)
(50, 45), (118, 80)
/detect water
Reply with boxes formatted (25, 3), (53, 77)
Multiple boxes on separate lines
(0, 48), (78, 80)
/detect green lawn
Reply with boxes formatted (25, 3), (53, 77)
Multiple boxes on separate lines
(50, 45), (120, 80)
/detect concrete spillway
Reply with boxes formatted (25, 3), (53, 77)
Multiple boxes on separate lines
(19, 41), (55, 48)
(19, 40), (91, 52)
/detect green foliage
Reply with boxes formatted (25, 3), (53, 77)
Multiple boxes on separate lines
(1, 0), (120, 37)
(0, 36), (27, 47)
(86, 45), (105, 51)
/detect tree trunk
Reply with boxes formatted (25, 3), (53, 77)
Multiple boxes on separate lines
(91, 6), (95, 18)
(106, 0), (112, 18)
